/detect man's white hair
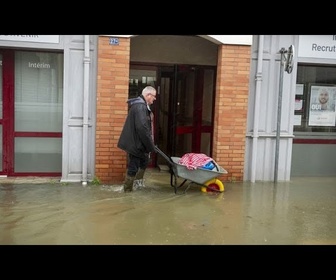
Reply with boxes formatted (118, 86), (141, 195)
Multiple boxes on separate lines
(142, 86), (156, 96)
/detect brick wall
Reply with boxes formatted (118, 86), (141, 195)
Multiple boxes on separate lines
(95, 36), (130, 184)
(213, 45), (251, 182)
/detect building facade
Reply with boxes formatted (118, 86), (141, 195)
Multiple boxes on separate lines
(0, 35), (98, 182)
(245, 35), (336, 182)
(0, 35), (335, 184)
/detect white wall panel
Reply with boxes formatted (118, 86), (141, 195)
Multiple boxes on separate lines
(68, 126), (83, 173)
(68, 50), (84, 118)
(61, 35), (98, 182)
(245, 35), (296, 181)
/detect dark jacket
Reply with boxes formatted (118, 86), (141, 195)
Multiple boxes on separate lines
(117, 95), (156, 158)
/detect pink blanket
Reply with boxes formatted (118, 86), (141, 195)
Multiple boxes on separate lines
(178, 153), (213, 170)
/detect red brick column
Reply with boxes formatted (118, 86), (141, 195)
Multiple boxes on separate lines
(95, 36), (130, 184)
(213, 45), (251, 182)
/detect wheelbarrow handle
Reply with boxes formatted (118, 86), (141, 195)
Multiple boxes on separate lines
(155, 145), (175, 166)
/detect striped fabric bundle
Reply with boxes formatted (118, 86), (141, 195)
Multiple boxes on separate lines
(178, 153), (213, 170)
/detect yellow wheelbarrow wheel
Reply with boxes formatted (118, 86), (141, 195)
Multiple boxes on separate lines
(201, 178), (224, 193)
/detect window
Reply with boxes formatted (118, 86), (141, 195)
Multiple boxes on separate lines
(14, 50), (63, 173)
(294, 65), (336, 133)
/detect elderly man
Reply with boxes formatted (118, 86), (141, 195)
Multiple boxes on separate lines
(117, 86), (157, 192)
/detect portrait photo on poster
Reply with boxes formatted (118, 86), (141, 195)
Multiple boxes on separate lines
(308, 84), (336, 126)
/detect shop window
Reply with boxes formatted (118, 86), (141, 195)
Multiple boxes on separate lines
(294, 65), (336, 133)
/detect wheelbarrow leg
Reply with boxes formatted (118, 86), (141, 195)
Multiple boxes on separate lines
(169, 169), (178, 194)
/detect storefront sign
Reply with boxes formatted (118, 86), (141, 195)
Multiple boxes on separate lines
(0, 35), (59, 44)
(298, 35), (336, 59)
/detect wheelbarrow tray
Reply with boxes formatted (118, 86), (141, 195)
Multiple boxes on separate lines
(170, 156), (227, 185)
(155, 146), (228, 193)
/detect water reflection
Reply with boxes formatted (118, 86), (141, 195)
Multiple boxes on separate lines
(0, 185), (17, 244)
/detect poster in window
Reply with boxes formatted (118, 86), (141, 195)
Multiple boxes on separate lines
(296, 84), (304, 95)
(294, 114), (302, 126)
(295, 99), (303, 111)
(308, 85), (336, 126)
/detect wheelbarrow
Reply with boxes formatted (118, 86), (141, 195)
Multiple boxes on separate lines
(155, 146), (228, 194)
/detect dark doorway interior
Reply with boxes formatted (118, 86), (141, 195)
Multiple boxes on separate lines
(129, 63), (216, 168)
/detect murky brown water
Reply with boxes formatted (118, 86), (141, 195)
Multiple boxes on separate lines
(1, 174), (335, 245)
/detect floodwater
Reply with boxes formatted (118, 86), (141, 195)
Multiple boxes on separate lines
(0, 170), (335, 245)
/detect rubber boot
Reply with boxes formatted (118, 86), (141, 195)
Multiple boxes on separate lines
(133, 169), (146, 190)
(123, 175), (135, 192)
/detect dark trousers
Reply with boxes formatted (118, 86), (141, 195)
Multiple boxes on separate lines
(127, 153), (149, 177)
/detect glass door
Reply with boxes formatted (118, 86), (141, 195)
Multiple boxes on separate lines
(173, 65), (216, 157)
(129, 64), (216, 168)
(0, 49), (63, 176)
